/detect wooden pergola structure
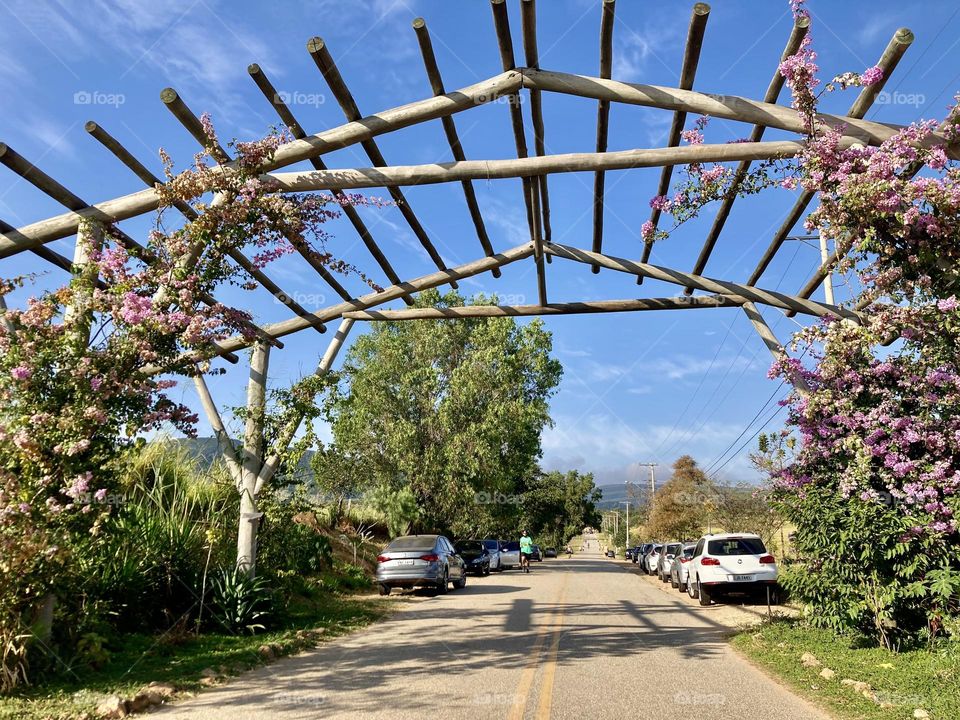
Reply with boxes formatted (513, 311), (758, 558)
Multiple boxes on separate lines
(1, 1), (944, 570)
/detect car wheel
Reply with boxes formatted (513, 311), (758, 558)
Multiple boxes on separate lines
(687, 575), (699, 599)
(483, 564), (490, 577)
(378, 584), (391, 596)
(678, 577), (687, 593)
(454, 573), (467, 589)
(698, 580), (712, 607)
(670, 574), (678, 589)
(660, 571), (669, 583)
(436, 570), (448, 595)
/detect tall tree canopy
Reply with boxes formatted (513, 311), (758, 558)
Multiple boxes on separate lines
(323, 290), (562, 534)
(646, 455), (715, 540)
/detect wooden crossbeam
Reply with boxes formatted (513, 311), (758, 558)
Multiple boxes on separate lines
(143, 242), (536, 372)
(521, 0), (552, 244)
(246, 63), (414, 306)
(749, 27), (914, 290)
(307, 37), (457, 289)
(638, 2), (710, 274)
(0, 70), (522, 258)
(411, 18), (500, 277)
(543, 242), (863, 322)
(680, 14), (809, 291)
(342, 295), (742, 320)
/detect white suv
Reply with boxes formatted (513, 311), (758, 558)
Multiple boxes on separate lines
(686, 533), (778, 606)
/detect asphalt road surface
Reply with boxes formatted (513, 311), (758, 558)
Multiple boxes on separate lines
(158, 534), (827, 719)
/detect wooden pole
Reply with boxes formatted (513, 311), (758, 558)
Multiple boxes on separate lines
(63, 220), (103, 348)
(193, 372), (244, 484)
(490, 0), (543, 261)
(0, 294), (11, 334)
(411, 19), (500, 277)
(519, 68), (954, 155)
(819, 236), (835, 305)
(748, 28), (914, 288)
(267, 139), (818, 190)
(544, 243), (863, 322)
(0, 216), (79, 281)
(237, 341), (270, 576)
(342, 296), (742, 320)
(521, 0), (552, 244)
(591, 0), (616, 273)
(307, 37), (456, 288)
(741, 301), (810, 394)
(639, 2), (710, 273)
(0, 70), (523, 258)
(145, 243), (535, 369)
(246, 64), (415, 304)
(255, 318), (355, 493)
(529, 165), (548, 305)
(682, 15), (810, 291)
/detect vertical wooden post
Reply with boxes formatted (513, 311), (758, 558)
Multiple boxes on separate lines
(64, 221), (103, 347)
(237, 341), (270, 576)
(0, 293), (12, 333)
(819, 235), (835, 305)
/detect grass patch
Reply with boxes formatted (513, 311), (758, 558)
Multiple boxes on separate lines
(732, 619), (959, 720)
(0, 589), (391, 720)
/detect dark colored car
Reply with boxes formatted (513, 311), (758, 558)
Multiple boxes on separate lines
(531, 545), (544, 562)
(376, 534), (466, 595)
(454, 540), (492, 576)
(625, 547), (635, 561)
(544, 547), (557, 558)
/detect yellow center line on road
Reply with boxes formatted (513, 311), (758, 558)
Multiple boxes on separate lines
(534, 592), (567, 720)
(508, 573), (569, 720)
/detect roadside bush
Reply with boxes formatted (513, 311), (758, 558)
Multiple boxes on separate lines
(207, 566), (272, 635)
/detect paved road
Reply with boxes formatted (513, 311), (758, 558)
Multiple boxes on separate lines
(158, 535), (827, 719)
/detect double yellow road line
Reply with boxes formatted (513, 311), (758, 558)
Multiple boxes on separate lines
(508, 575), (569, 720)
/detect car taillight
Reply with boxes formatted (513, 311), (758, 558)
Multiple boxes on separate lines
(420, 554), (439, 562)
(760, 554), (776, 564)
(679, 557), (691, 563)
(701, 557), (720, 566)
(376, 555), (389, 563)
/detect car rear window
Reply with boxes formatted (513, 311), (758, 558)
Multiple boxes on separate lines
(665, 543), (681, 554)
(652, 545), (662, 552)
(681, 547), (695, 558)
(502, 541), (520, 551)
(387, 536), (437, 551)
(456, 541), (483, 552)
(707, 538), (767, 556)
(483, 540), (499, 550)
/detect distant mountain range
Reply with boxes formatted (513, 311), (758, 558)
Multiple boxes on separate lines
(171, 437), (317, 482)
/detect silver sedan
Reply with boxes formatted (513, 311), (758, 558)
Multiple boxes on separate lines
(376, 534), (466, 595)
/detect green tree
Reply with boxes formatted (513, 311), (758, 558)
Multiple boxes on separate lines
(518, 469), (601, 547)
(325, 290), (562, 535)
(646, 456), (716, 540)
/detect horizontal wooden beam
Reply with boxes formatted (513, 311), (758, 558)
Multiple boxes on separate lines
(343, 295), (742, 320)
(144, 242), (536, 373)
(0, 70), (523, 258)
(543, 243), (863, 322)
(269, 140), (812, 191)
(520, 68), (957, 156)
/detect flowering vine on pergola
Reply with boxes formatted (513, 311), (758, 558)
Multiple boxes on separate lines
(1, 0), (957, 578)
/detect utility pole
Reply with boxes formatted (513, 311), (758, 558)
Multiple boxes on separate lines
(620, 501), (631, 547)
(637, 462), (658, 499)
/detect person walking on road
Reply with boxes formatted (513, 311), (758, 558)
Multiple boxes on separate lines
(519, 529), (534, 573)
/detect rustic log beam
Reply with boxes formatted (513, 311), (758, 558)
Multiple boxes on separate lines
(749, 27), (914, 291)
(343, 296), (742, 320)
(0, 294), (12, 333)
(741, 301), (810, 394)
(237, 340), (270, 575)
(193, 371), (244, 483)
(529, 170), (548, 305)
(591, 0), (616, 273)
(246, 64), (414, 304)
(144, 242), (535, 370)
(411, 19), (500, 278)
(491, 0), (542, 261)
(255, 318), (355, 493)
(519, 68), (955, 154)
(681, 14), (809, 290)
(0, 216), (79, 279)
(159, 88), (339, 327)
(521, 0), (551, 244)
(0, 70), (522, 258)
(307, 37), (456, 288)
(269, 140), (818, 190)
(638, 2), (710, 274)
(544, 242), (863, 322)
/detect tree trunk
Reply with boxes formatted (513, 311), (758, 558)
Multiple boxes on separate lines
(237, 341), (270, 576)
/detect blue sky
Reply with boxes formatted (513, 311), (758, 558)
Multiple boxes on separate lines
(2, 0), (959, 488)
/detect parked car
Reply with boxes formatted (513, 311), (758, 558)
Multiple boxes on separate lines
(499, 541), (521, 569)
(531, 545), (544, 562)
(644, 544), (662, 574)
(543, 547), (557, 558)
(376, 534), (466, 595)
(605, 548), (616, 558)
(625, 546), (634, 561)
(635, 543), (653, 564)
(482, 538), (503, 571)
(669, 543), (696, 591)
(454, 540), (492, 576)
(657, 542), (683, 582)
(687, 533), (779, 606)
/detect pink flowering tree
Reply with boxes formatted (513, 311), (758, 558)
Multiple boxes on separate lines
(0, 119), (368, 689)
(658, 0), (960, 648)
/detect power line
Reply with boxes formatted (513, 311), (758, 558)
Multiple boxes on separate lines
(704, 378), (785, 475)
(708, 403), (787, 479)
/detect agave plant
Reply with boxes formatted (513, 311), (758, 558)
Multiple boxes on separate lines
(208, 566), (272, 635)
